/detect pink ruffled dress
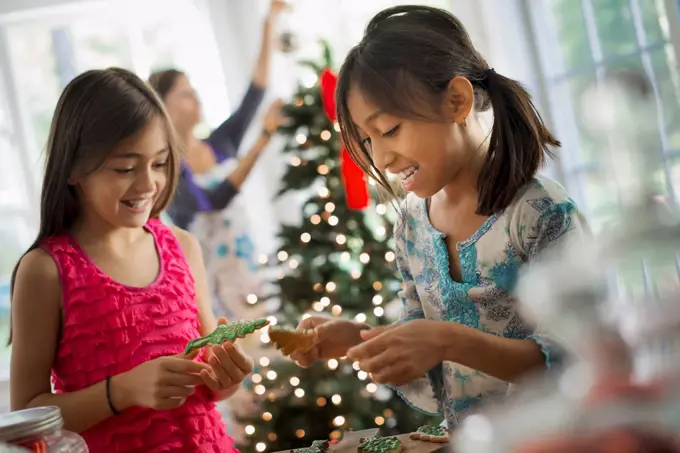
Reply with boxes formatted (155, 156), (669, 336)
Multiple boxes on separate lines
(41, 218), (237, 453)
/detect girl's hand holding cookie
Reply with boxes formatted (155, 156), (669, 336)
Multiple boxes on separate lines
(199, 318), (254, 392)
(347, 319), (447, 387)
(200, 342), (254, 392)
(112, 349), (210, 411)
(290, 316), (370, 368)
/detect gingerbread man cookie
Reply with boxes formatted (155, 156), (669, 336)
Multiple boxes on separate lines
(357, 436), (403, 453)
(268, 326), (317, 356)
(409, 425), (449, 443)
(184, 318), (270, 354)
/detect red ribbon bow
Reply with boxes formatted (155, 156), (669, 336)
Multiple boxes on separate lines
(319, 68), (369, 211)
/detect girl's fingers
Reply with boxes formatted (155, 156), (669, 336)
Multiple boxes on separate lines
(165, 371), (204, 387)
(200, 369), (222, 391)
(210, 346), (238, 387)
(371, 363), (412, 387)
(359, 350), (396, 374)
(224, 343), (253, 373)
(158, 384), (195, 399)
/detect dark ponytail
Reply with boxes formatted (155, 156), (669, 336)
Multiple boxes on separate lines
(336, 5), (560, 215)
(478, 70), (559, 215)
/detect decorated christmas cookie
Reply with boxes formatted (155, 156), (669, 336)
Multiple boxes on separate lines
(292, 440), (329, 453)
(409, 425), (449, 443)
(268, 326), (317, 356)
(184, 318), (270, 354)
(357, 436), (403, 453)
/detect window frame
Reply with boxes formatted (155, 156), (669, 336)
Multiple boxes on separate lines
(523, 0), (680, 216)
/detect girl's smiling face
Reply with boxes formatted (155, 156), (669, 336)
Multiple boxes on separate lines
(346, 76), (481, 199)
(74, 117), (170, 229)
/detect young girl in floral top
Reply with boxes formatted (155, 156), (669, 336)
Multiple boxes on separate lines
(291, 5), (588, 429)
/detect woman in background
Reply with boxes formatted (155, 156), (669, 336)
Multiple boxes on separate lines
(148, 0), (287, 442)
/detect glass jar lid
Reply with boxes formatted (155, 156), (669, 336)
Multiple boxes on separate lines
(0, 406), (63, 442)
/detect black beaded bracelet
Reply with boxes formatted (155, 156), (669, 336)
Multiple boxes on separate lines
(105, 376), (120, 416)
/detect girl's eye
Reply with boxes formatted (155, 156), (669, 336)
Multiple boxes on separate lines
(153, 161), (168, 169)
(113, 168), (134, 174)
(383, 124), (401, 137)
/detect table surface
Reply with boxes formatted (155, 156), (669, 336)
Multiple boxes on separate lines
(272, 429), (450, 453)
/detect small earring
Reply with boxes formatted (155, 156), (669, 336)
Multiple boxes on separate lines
(459, 118), (468, 128)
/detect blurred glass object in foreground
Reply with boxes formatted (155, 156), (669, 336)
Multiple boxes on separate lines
(453, 70), (680, 453)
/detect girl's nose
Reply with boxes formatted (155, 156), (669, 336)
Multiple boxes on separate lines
(371, 141), (396, 173)
(135, 168), (157, 193)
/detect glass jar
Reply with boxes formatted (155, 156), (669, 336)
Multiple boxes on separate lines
(0, 406), (88, 452)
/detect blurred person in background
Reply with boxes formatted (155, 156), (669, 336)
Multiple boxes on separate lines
(149, 0), (288, 443)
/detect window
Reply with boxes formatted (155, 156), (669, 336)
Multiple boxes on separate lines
(528, 0), (680, 232)
(4, 0), (229, 174)
(527, 0), (680, 297)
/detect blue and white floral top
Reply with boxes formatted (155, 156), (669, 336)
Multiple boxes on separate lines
(393, 177), (588, 428)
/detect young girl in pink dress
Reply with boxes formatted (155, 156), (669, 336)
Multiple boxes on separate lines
(9, 67), (249, 453)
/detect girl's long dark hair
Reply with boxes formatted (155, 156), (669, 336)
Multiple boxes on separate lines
(336, 5), (560, 216)
(8, 68), (181, 343)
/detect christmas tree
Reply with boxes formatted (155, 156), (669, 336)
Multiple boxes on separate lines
(235, 44), (439, 452)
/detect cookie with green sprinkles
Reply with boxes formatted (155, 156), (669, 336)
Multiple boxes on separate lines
(357, 436), (403, 453)
(184, 318), (270, 354)
(409, 425), (449, 443)
(291, 440), (329, 453)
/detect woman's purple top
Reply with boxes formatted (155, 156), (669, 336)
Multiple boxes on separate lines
(167, 83), (265, 229)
